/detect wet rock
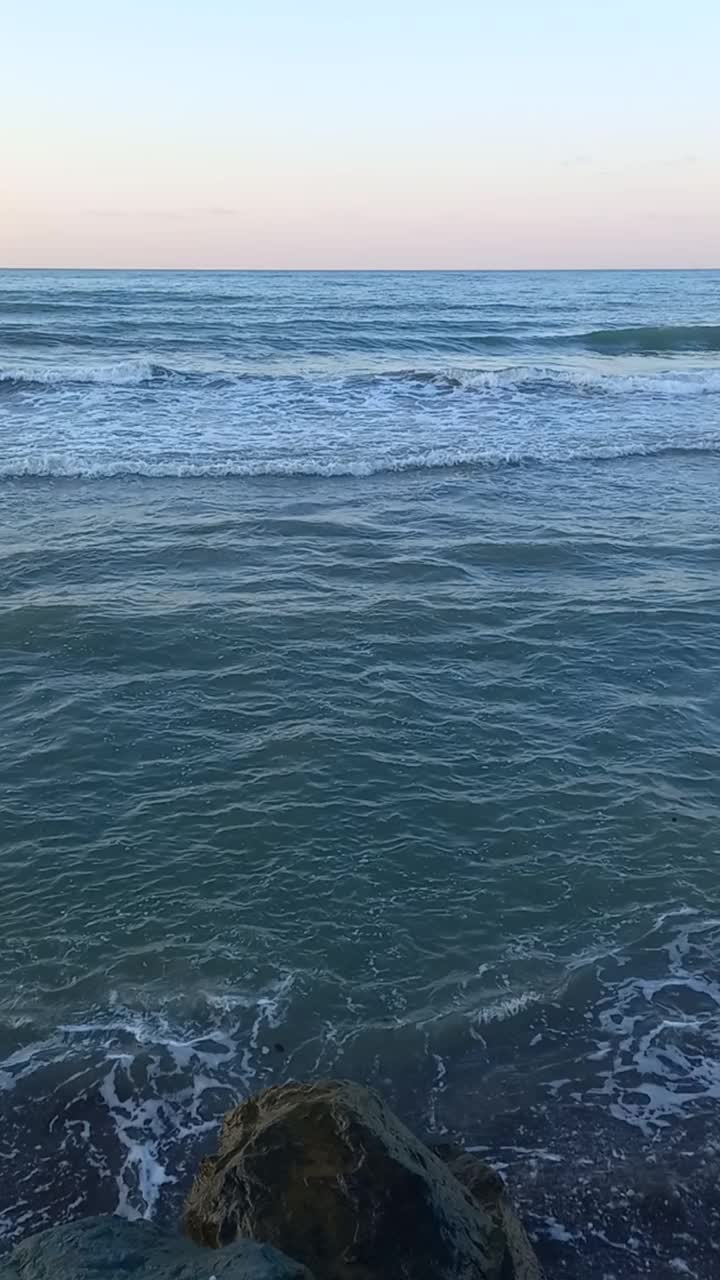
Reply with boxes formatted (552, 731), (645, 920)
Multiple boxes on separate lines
(437, 1148), (544, 1280)
(0, 1216), (314, 1279)
(184, 1079), (543, 1280)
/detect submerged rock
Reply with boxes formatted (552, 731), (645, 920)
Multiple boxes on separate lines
(0, 1216), (314, 1279)
(184, 1079), (543, 1280)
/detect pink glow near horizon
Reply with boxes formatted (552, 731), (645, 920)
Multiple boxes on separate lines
(3, 1), (719, 269)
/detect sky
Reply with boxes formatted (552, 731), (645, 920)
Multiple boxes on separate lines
(2, 1), (719, 269)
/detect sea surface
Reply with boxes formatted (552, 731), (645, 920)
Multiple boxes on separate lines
(1, 270), (719, 1278)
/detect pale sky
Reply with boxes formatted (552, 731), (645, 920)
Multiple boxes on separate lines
(2, 0), (719, 269)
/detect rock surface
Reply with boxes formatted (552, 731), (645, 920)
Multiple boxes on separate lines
(185, 1079), (543, 1280)
(434, 1145), (543, 1280)
(0, 1216), (315, 1280)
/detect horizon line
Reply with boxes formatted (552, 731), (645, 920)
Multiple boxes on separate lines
(1, 265), (719, 274)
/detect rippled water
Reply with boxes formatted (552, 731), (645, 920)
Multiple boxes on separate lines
(1, 271), (719, 1277)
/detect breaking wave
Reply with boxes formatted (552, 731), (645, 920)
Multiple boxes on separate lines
(0, 360), (169, 388)
(2, 439), (719, 480)
(380, 365), (720, 396)
(3, 360), (720, 397)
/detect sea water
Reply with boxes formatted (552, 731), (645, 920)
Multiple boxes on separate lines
(1, 270), (719, 1277)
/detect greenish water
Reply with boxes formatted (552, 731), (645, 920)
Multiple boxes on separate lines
(1, 271), (719, 1277)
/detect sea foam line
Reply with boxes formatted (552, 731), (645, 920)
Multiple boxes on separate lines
(3, 361), (720, 395)
(0, 439), (718, 480)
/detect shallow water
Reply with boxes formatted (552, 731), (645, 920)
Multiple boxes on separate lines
(1, 271), (719, 1276)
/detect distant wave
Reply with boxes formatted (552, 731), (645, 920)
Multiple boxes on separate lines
(383, 366), (720, 397)
(4, 321), (720, 359)
(2, 439), (718, 480)
(3, 361), (720, 398)
(568, 324), (720, 354)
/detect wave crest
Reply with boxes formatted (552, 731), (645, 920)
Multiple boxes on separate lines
(386, 366), (720, 397)
(3, 360), (720, 398)
(2, 439), (718, 480)
(0, 360), (169, 389)
(572, 324), (720, 355)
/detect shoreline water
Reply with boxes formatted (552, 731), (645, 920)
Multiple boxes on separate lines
(2, 907), (719, 1276)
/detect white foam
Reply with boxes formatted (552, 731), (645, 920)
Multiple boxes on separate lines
(4, 360), (720, 398)
(0, 360), (158, 387)
(469, 1143), (563, 1164)
(421, 364), (720, 398)
(0, 980), (300, 1220)
(249, 972), (295, 1049)
(542, 1216), (577, 1243)
(427, 1051), (449, 1134)
(2, 436), (718, 481)
(669, 1259), (696, 1276)
(472, 990), (541, 1026)
(589, 913), (720, 1132)
(100, 1070), (175, 1220)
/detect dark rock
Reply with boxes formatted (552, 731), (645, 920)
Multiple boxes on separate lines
(184, 1079), (543, 1280)
(439, 1150), (543, 1280)
(0, 1216), (315, 1279)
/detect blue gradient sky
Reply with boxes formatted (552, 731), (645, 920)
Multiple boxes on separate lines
(3, 1), (719, 268)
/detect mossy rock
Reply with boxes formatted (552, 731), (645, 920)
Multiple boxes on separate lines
(185, 1079), (543, 1280)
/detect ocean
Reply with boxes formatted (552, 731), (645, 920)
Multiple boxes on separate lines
(1, 269), (719, 1278)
